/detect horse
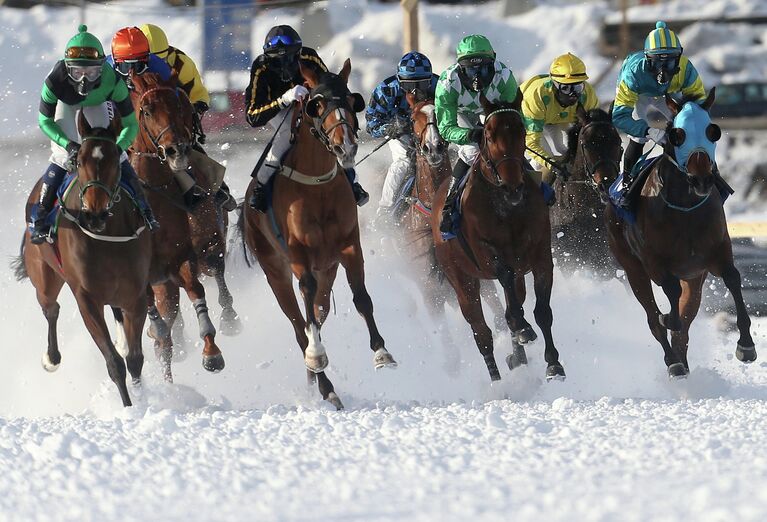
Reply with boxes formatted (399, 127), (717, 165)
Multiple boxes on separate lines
(396, 92), (509, 372)
(605, 88), (756, 378)
(431, 92), (566, 382)
(127, 72), (226, 381)
(549, 106), (622, 278)
(241, 59), (396, 410)
(12, 113), (152, 407)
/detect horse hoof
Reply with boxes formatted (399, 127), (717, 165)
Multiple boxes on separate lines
(305, 353), (329, 374)
(545, 364), (566, 381)
(41, 353), (60, 373)
(373, 348), (398, 370)
(667, 363), (689, 380)
(659, 313), (682, 332)
(326, 392), (344, 410)
(514, 326), (537, 344)
(219, 311), (243, 337)
(505, 345), (528, 370)
(735, 344), (757, 364)
(202, 353), (225, 373)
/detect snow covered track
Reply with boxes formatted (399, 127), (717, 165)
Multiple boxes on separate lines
(3, 398), (767, 521)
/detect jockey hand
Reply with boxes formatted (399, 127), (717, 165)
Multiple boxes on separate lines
(383, 123), (401, 139)
(278, 85), (309, 108)
(468, 127), (483, 144)
(646, 127), (666, 144)
(193, 101), (209, 115)
(65, 141), (81, 171)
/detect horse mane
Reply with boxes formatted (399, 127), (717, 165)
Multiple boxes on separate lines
(131, 71), (176, 93)
(565, 108), (612, 164)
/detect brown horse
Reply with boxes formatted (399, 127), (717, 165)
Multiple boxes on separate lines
(550, 106), (621, 278)
(128, 72), (225, 381)
(606, 88), (756, 378)
(242, 59), (396, 410)
(13, 113), (152, 406)
(431, 93), (566, 382)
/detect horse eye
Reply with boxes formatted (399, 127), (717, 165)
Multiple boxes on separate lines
(706, 123), (721, 142)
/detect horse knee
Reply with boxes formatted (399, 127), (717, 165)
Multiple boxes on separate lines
(42, 302), (60, 320)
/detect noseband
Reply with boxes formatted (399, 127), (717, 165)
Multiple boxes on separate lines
(305, 93), (358, 154)
(76, 135), (122, 213)
(133, 86), (193, 162)
(479, 108), (527, 186)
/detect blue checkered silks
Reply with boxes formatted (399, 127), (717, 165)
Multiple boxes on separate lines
(397, 51), (432, 80)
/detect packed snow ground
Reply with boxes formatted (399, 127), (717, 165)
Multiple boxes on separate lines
(2, 1), (767, 521)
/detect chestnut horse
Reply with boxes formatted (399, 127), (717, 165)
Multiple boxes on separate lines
(550, 106), (621, 278)
(431, 93), (566, 382)
(128, 72), (226, 381)
(13, 114), (151, 406)
(606, 88), (756, 378)
(242, 60), (396, 409)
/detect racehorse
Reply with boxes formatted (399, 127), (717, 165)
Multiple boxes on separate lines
(128, 72), (226, 381)
(241, 59), (396, 409)
(398, 92), (508, 372)
(550, 106), (621, 278)
(606, 88), (756, 377)
(13, 113), (152, 406)
(431, 93), (566, 382)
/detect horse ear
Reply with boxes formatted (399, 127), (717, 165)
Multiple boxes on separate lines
(701, 86), (716, 112)
(608, 100), (615, 117)
(300, 61), (319, 89)
(77, 110), (92, 137)
(339, 58), (352, 84)
(668, 127), (686, 147)
(665, 93), (680, 116)
(510, 87), (522, 112)
(576, 103), (589, 125)
(349, 92), (365, 113)
(405, 91), (416, 108)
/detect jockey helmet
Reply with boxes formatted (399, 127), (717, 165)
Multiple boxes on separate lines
(456, 36), (495, 93)
(140, 24), (170, 59)
(455, 35), (495, 60)
(550, 53), (588, 107)
(263, 25), (302, 82)
(397, 52), (433, 100)
(64, 25), (105, 96)
(111, 27), (150, 77)
(644, 22), (683, 85)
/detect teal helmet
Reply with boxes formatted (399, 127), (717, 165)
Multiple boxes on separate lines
(644, 21), (683, 85)
(64, 25), (105, 95)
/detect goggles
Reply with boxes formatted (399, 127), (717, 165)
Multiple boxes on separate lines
(65, 47), (102, 60)
(264, 34), (301, 50)
(115, 59), (149, 77)
(553, 81), (585, 96)
(459, 57), (494, 79)
(646, 54), (680, 72)
(67, 64), (102, 82)
(399, 78), (432, 94)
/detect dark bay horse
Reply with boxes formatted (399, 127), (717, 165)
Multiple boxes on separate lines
(13, 114), (152, 406)
(606, 88), (756, 378)
(128, 72), (226, 381)
(242, 59), (396, 409)
(431, 93), (566, 382)
(550, 106), (621, 278)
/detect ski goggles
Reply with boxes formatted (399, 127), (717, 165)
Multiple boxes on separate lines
(553, 81), (585, 96)
(115, 59), (149, 77)
(65, 46), (102, 60)
(264, 34), (301, 50)
(67, 64), (102, 82)
(646, 54), (680, 72)
(459, 58), (494, 78)
(399, 78), (432, 95)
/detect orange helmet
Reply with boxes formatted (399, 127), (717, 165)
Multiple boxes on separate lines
(111, 27), (150, 62)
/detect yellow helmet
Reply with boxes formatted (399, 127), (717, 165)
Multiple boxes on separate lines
(140, 24), (169, 58)
(549, 53), (589, 84)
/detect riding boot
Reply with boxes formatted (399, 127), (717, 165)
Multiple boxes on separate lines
(439, 158), (470, 234)
(172, 169), (205, 212)
(29, 163), (67, 245)
(121, 160), (160, 231)
(621, 140), (645, 190)
(344, 168), (369, 206)
(249, 182), (268, 213)
(215, 180), (237, 212)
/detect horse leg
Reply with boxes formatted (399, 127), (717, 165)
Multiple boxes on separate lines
(670, 275), (706, 371)
(314, 266), (339, 327)
(531, 260), (566, 380)
(211, 255), (243, 336)
(480, 280), (508, 333)
(119, 298), (147, 385)
(151, 282), (178, 382)
(718, 260), (756, 362)
(339, 241), (397, 370)
(73, 291), (131, 407)
(659, 273), (683, 331)
(178, 260), (224, 373)
(497, 267), (536, 344)
(33, 265), (65, 372)
(111, 307), (129, 358)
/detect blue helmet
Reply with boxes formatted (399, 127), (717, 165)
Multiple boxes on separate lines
(397, 52), (432, 80)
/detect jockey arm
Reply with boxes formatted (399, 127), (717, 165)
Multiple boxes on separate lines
(435, 71), (472, 145)
(521, 81), (550, 161)
(111, 79), (138, 151)
(365, 78), (399, 139)
(612, 79), (648, 139)
(677, 57), (706, 102)
(38, 84), (72, 149)
(172, 49), (210, 106)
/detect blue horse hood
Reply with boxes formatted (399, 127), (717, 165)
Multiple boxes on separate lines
(672, 102), (716, 170)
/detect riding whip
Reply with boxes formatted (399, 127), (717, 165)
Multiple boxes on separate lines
(525, 146), (569, 180)
(355, 135), (394, 167)
(249, 101), (296, 179)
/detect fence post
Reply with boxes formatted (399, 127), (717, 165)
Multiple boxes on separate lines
(402, 0), (419, 53)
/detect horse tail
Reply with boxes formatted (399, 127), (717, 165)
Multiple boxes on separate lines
(233, 202), (253, 269)
(10, 233), (28, 281)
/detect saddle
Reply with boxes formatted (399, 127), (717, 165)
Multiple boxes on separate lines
(608, 155), (662, 224)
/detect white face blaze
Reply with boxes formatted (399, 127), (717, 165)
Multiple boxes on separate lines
(420, 104), (439, 149)
(91, 145), (104, 160)
(334, 107), (357, 169)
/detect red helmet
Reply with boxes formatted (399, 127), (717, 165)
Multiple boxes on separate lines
(111, 27), (150, 62)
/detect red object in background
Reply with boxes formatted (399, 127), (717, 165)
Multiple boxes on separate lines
(202, 89), (249, 133)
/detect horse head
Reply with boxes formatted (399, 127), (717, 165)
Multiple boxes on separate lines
(568, 104), (622, 201)
(75, 111), (122, 233)
(665, 88), (720, 197)
(301, 59), (365, 169)
(406, 91), (446, 168)
(131, 71), (195, 172)
(479, 89), (527, 206)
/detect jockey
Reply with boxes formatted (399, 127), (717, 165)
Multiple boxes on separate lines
(365, 51), (439, 220)
(245, 24), (369, 212)
(31, 24), (158, 245)
(138, 24), (236, 212)
(107, 26), (171, 85)
(613, 21), (706, 192)
(435, 34), (520, 233)
(521, 53), (599, 183)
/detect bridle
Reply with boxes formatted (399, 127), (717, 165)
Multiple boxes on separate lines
(576, 121), (622, 193)
(305, 91), (358, 154)
(479, 108), (527, 187)
(74, 135), (122, 215)
(132, 86), (193, 162)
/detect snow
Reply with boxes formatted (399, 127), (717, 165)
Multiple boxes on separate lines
(1, 1), (767, 520)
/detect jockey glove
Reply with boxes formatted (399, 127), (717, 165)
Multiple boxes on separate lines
(65, 142), (81, 171)
(468, 128), (483, 144)
(646, 127), (666, 144)
(278, 85), (309, 108)
(193, 101), (209, 115)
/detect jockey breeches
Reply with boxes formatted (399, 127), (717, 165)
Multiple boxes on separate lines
(528, 123), (569, 171)
(49, 102), (129, 169)
(630, 95), (674, 144)
(379, 135), (414, 208)
(255, 106), (293, 185)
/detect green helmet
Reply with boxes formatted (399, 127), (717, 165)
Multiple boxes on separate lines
(64, 24), (105, 64)
(456, 35), (495, 60)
